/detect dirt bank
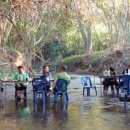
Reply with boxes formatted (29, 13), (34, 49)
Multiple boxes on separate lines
(66, 48), (130, 75)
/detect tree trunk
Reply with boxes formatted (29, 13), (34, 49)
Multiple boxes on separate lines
(124, 0), (129, 45)
(87, 22), (92, 53)
(77, 19), (88, 52)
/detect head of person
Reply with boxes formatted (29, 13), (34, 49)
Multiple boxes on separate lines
(17, 66), (24, 74)
(109, 67), (115, 75)
(43, 65), (49, 73)
(128, 64), (130, 69)
(59, 65), (67, 72)
(110, 67), (115, 72)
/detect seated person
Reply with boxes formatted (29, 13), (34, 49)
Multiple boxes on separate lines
(102, 67), (119, 95)
(13, 66), (29, 100)
(39, 65), (52, 94)
(51, 65), (70, 92)
(122, 64), (130, 74)
(120, 64), (130, 92)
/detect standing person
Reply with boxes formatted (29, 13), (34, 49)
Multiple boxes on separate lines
(13, 66), (29, 100)
(40, 65), (52, 95)
(51, 65), (70, 92)
(102, 67), (119, 95)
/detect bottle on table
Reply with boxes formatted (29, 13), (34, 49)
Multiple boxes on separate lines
(107, 69), (110, 76)
(128, 69), (130, 75)
(104, 69), (110, 76)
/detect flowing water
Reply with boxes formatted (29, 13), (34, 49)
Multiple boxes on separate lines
(0, 75), (130, 130)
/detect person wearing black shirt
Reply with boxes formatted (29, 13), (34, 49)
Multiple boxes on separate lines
(102, 67), (119, 95)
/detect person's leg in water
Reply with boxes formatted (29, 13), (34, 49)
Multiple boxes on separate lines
(15, 83), (22, 99)
(110, 79), (119, 96)
(103, 85), (109, 95)
(111, 85), (115, 95)
(17, 90), (25, 99)
(16, 84), (26, 102)
(18, 84), (27, 99)
(44, 82), (51, 97)
(102, 80), (109, 95)
(115, 82), (119, 97)
(46, 85), (50, 96)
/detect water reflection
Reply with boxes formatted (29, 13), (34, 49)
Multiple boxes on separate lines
(15, 99), (30, 117)
(0, 99), (4, 109)
(54, 103), (68, 112)
(34, 101), (46, 114)
(0, 97), (130, 130)
(33, 101), (68, 115)
(32, 101), (68, 129)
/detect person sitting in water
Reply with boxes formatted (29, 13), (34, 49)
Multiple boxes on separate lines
(50, 65), (70, 92)
(120, 64), (130, 92)
(13, 66), (29, 100)
(102, 67), (119, 95)
(39, 65), (52, 95)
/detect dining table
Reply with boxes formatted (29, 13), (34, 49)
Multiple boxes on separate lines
(98, 75), (120, 96)
(0, 78), (54, 99)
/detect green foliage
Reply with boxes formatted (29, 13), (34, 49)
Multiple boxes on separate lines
(92, 31), (109, 51)
(43, 40), (68, 60)
(60, 50), (105, 65)
(2, 0), (130, 70)
(89, 50), (105, 59)
(0, 69), (13, 80)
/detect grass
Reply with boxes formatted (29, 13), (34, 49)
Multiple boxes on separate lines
(61, 50), (106, 65)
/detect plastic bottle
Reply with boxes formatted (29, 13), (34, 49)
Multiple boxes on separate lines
(104, 69), (108, 76)
(125, 70), (128, 75)
(107, 69), (110, 76)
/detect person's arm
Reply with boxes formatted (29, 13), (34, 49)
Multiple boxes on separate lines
(50, 73), (58, 91)
(53, 73), (58, 86)
(22, 73), (29, 81)
(26, 73), (30, 80)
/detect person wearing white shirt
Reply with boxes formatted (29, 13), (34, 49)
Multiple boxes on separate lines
(40, 65), (52, 95)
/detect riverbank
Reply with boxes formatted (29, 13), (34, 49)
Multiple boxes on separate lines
(61, 48), (130, 75)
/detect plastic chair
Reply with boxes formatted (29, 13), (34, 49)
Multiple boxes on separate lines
(54, 79), (69, 103)
(34, 102), (46, 114)
(119, 75), (130, 110)
(32, 78), (48, 103)
(80, 76), (97, 96)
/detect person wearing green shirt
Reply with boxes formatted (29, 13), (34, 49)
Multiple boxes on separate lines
(13, 66), (29, 99)
(50, 65), (70, 92)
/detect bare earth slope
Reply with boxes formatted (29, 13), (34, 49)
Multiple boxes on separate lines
(67, 48), (130, 75)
